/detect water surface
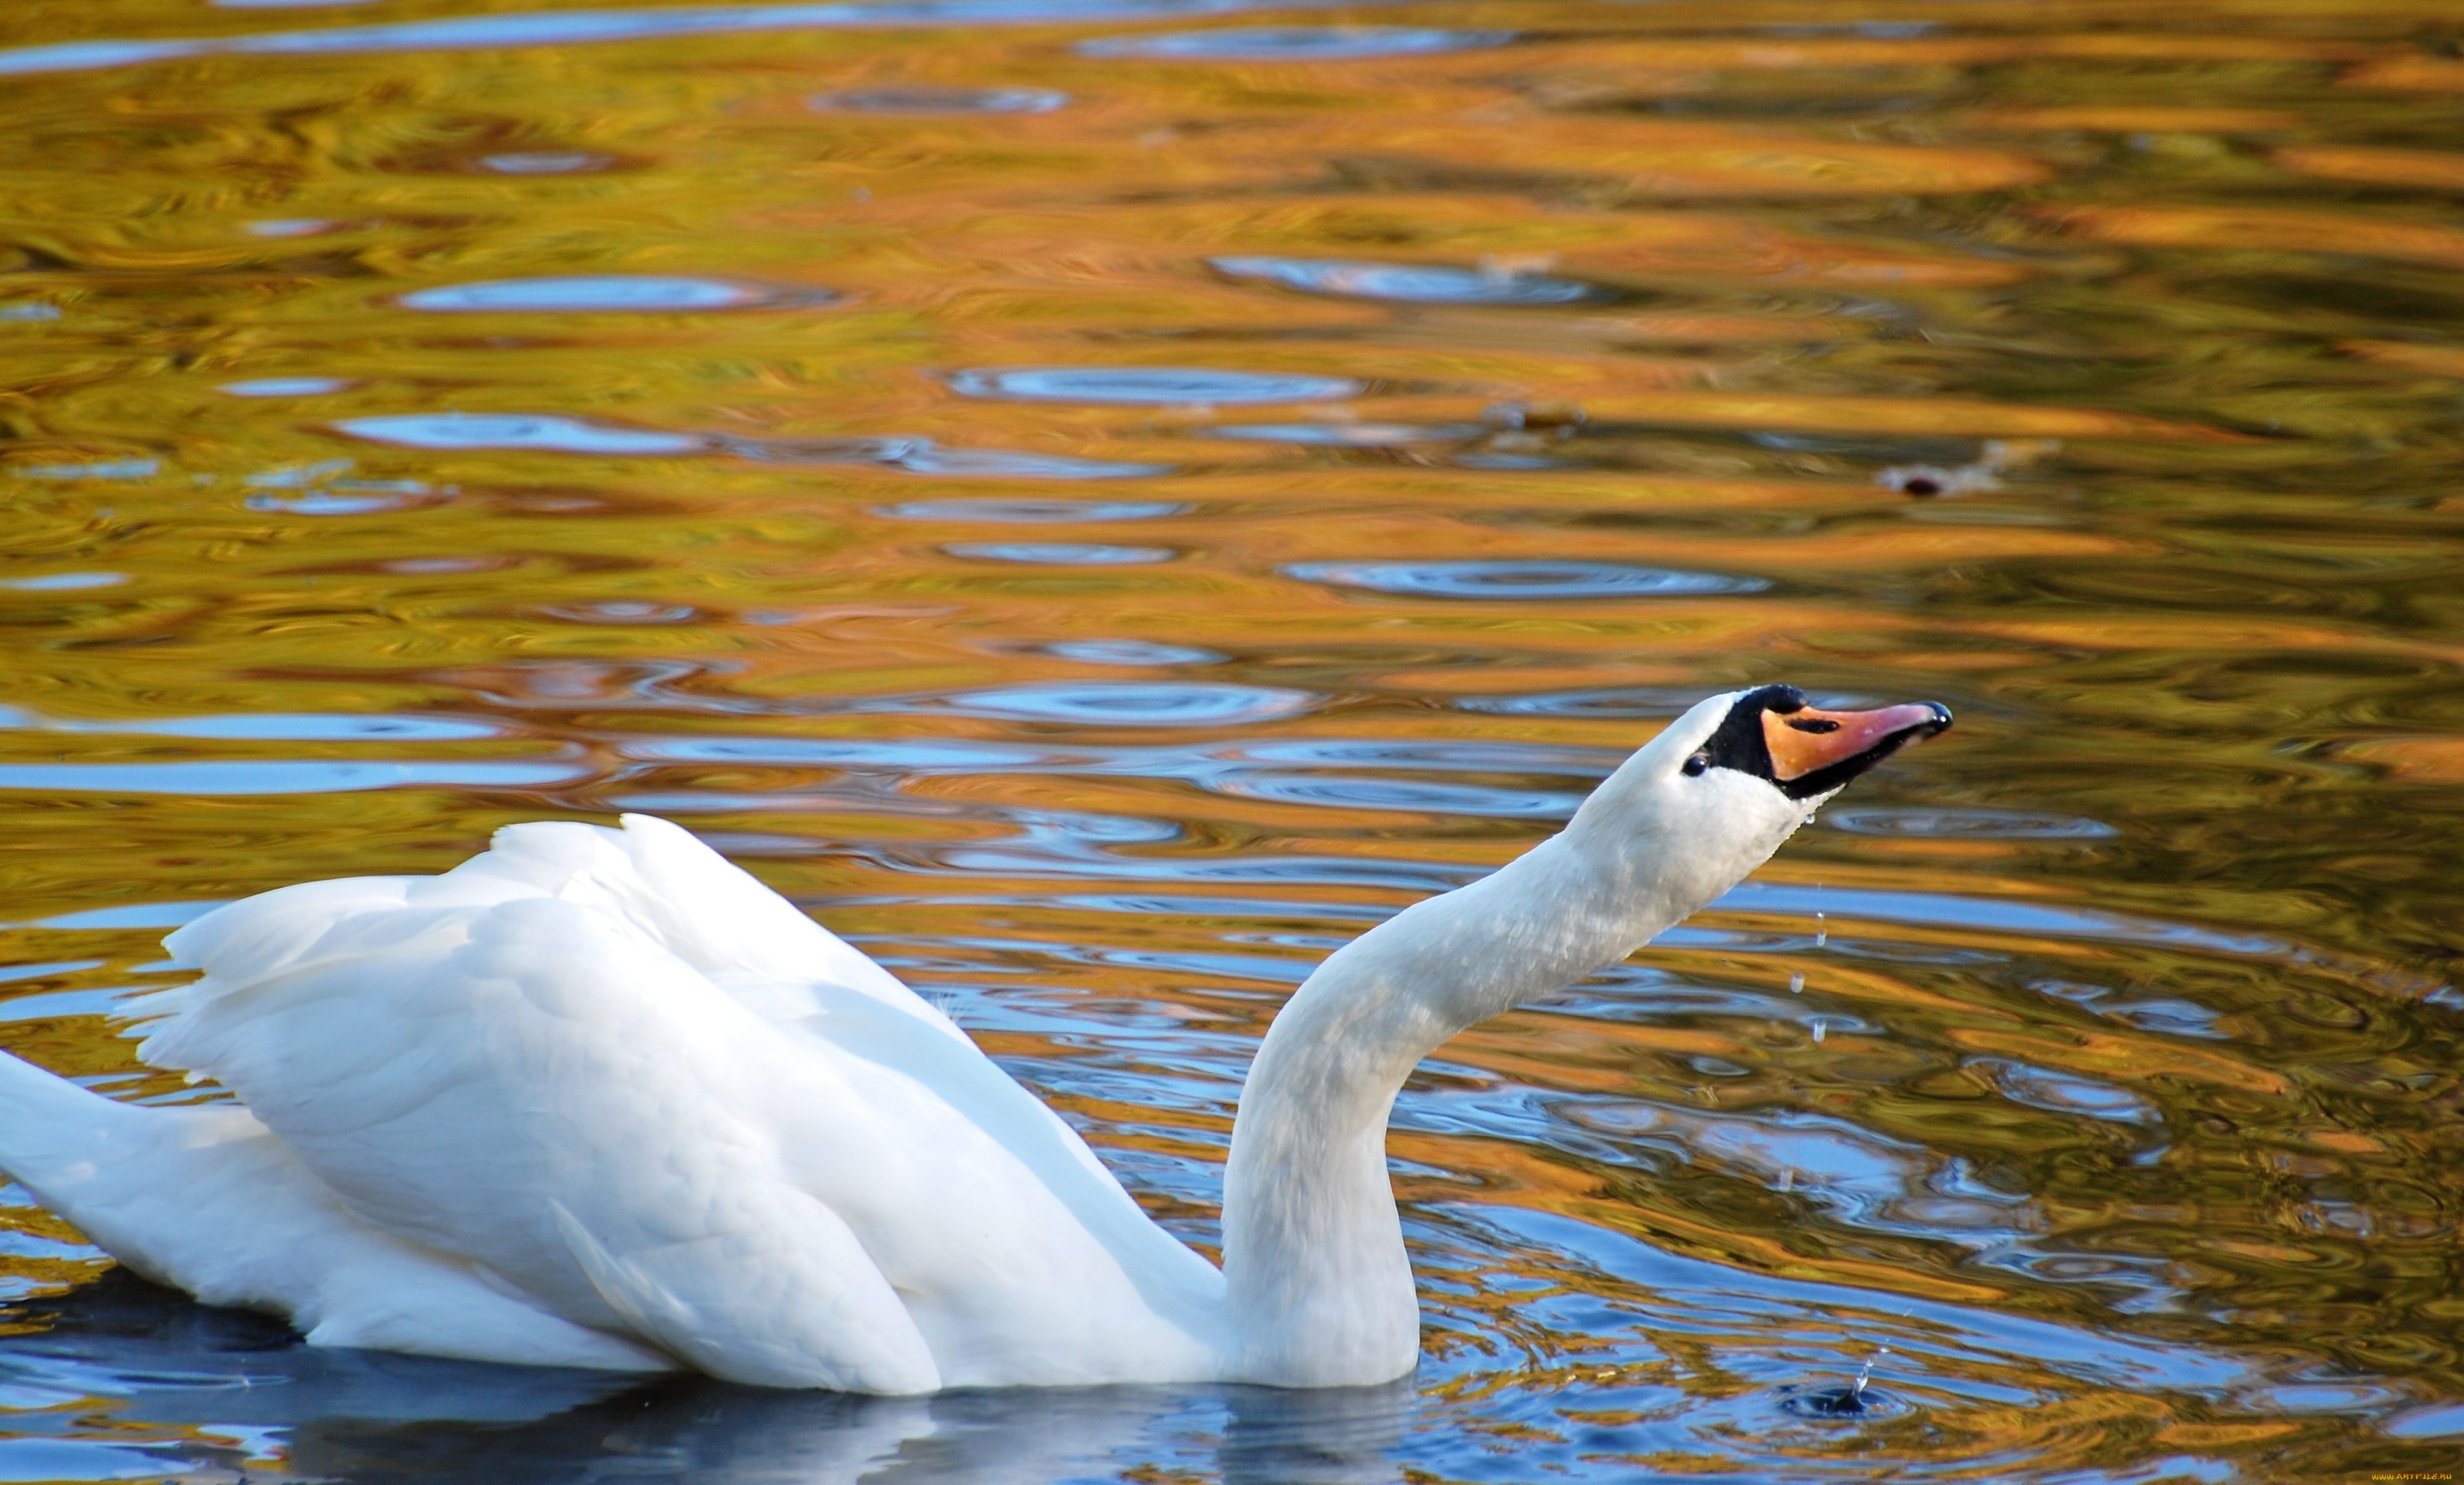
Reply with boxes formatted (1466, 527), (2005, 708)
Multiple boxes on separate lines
(2, 0), (2462, 1479)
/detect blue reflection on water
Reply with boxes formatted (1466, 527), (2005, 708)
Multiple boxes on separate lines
(913, 682), (1315, 727)
(1290, 560), (1768, 600)
(1081, 25), (1513, 60)
(398, 276), (796, 312)
(0, 707), (496, 741)
(812, 85), (1068, 112)
(1826, 807), (2117, 840)
(1042, 639), (1224, 666)
(0, 0), (1360, 77)
(947, 366), (1362, 405)
(1210, 422), (1484, 445)
(945, 543), (1176, 565)
(0, 761), (577, 795)
(879, 499), (1184, 523)
(218, 376), (353, 397)
(0, 572), (127, 591)
(335, 413), (706, 455)
(1211, 255), (1589, 304)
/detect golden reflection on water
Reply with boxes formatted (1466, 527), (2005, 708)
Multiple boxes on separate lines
(3, 0), (2463, 1478)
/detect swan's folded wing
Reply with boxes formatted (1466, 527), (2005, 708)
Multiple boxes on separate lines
(139, 887), (942, 1393)
(421, 813), (963, 1038)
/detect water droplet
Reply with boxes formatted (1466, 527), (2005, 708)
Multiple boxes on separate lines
(1789, 973), (1805, 993)
(1211, 256), (1590, 305)
(1811, 1019), (1827, 1044)
(1080, 26), (1514, 62)
(947, 366), (1360, 405)
(1287, 560), (1766, 601)
(811, 86), (1066, 114)
(398, 275), (818, 312)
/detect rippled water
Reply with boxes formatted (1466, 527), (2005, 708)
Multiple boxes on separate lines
(2, 0), (2462, 1479)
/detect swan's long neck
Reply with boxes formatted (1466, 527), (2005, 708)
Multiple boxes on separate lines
(1218, 825), (1715, 1385)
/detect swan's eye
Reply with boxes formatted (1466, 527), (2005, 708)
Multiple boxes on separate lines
(1682, 752), (1708, 777)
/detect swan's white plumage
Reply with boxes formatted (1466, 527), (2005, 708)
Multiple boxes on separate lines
(0, 689), (1942, 1391)
(84, 815), (1222, 1390)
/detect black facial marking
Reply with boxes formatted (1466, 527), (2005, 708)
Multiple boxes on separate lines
(1692, 684), (1803, 789)
(1690, 685), (1947, 801)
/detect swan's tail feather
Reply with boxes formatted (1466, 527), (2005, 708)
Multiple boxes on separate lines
(0, 1049), (266, 1293)
(0, 1048), (169, 1194)
(0, 1051), (671, 1373)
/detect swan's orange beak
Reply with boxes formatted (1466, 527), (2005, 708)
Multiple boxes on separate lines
(1762, 701), (1953, 792)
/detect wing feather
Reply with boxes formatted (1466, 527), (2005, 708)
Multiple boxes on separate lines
(139, 827), (947, 1392)
(131, 814), (1218, 1390)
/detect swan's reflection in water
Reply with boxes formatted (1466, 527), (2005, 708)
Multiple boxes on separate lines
(0, 1274), (1411, 1484)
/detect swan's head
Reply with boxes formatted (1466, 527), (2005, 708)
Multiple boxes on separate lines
(1565, 684), (1953, 903)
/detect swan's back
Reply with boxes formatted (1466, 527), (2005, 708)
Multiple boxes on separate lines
(126, 815), (1223, 1391)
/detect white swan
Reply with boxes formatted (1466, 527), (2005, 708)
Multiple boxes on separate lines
(0, 684), (1946, 1393)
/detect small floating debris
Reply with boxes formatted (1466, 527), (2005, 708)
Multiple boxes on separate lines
(1878, 437), (2061, 496)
